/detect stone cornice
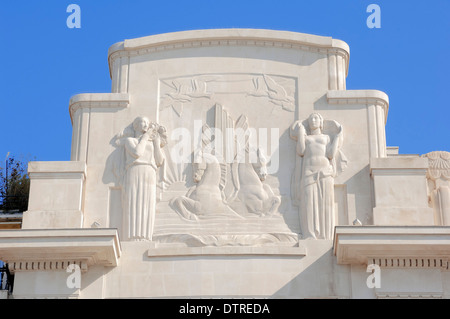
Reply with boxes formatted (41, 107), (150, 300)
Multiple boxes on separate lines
(68, 93), (130, 125)
(327, 90), (389, 122)
(334, 226), (450, 267)
(148, 245), (306, 258)
(27, 161), (87, 180)
(108, 28), (350, 79)
(0, 228), (121, 273)
(370, 157), (429, 176)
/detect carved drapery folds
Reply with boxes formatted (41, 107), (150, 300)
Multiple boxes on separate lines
(111, 111), (350, 245)
(423, 151), (450, 225)
(158, 104), (298, 247)
(290, 113), (347, 240)
(113, 117), (167, 241)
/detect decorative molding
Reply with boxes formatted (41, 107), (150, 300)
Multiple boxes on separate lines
(108, 29), (350, 79)
(370, 157), (428, 176)
(8, 260), (88, 273)
(334, 226), (450, 266)
(376, 292), (443, 299)
(110, 40), (349, 65)
(27, 161), (87, 181)
(148, 245), (306, 258)
(327, 90), (389, 122)
(0, 229), (121, 273)
(152, 232), (299, 248)
(367, 257), (449, 270)
(69, 93), (130, 124)
(28, 172), (86, 181)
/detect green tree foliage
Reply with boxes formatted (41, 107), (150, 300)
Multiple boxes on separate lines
(0, 156), (31, 212)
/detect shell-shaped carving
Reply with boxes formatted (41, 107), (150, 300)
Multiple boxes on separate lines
(422, 151), (450, 180)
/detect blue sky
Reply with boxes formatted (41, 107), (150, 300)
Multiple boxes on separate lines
(0, 0), (449, 164)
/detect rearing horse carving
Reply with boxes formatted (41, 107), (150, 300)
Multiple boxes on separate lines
(170, 124), (241, 221)
(228, 115), (281, 217)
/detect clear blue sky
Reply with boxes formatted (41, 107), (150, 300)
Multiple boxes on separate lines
(0, 0), (449, 164)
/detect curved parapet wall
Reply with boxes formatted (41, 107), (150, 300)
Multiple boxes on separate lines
(107, 28), (350, 93)
(12, 28), (450, 299)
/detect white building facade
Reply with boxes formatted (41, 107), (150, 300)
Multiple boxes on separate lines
(0, 29), (449, 299)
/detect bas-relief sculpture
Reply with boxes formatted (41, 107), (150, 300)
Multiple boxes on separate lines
(109, 51), (344, 245)
(169, 124), (240, 221)
(109, 72), (300, 245)
(113, 117), (167, 241)
(423, 151), (450, 225)
(162, 108), (295, 247)
(159, 74), (295, 117)
(170, 115), (281, 221)
(228, 115), (281, 217)
(112, 110), (346, 244)
(14, 29), (450, 300)
(290, 113), (347, 240)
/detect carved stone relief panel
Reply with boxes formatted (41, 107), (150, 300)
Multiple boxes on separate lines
(153, 74), (299, 247)
(159, 73), (296, 117)
(108, 82), (351, 245)
(422, 151), (450, 225)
